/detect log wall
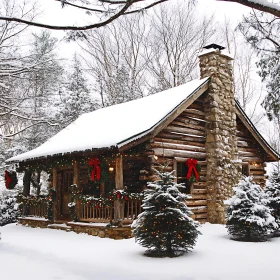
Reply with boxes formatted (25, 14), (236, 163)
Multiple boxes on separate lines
(149, 96), (208, 223)
(236, 117), (266, 187)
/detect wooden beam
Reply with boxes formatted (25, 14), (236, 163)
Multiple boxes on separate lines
(73, 160), (80, 187)
(52, 168), (58, 190)
(115, 155), (124, 190)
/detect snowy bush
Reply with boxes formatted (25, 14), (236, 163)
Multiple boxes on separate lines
(132, 169), (200, 257)
(265, 170), (280, 230)
(226, 176), (278, 242)
(0, 191), (20, 226)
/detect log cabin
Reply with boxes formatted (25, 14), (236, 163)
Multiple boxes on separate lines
(7, 44), (280, 239)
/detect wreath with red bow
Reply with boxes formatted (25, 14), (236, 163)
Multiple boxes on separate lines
(186, 159), (201, 183)
(88, 157), (101, 181)
(5, 170), (18, 190)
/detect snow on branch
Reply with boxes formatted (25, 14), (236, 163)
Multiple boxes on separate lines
(0, 0), (167, 31)
(218, 0), (280, 18)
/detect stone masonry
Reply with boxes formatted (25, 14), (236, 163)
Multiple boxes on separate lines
(199, 48), (240, 224)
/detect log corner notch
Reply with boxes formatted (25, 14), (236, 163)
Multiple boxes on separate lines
(113, 154), (124, 226)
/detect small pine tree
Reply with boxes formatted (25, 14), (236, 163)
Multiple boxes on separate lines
(265, 169), (280, 230)
(132, 169), (200, 257)
(0, 192), (19, 226)
(226, 176), (278, 242)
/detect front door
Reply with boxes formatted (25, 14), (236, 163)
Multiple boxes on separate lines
(60, 170), (74, 218)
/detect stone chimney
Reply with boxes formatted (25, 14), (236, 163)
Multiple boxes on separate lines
(199, 44), (239, 224)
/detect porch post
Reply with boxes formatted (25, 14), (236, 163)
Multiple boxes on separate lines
(52, 167), (58, 221)
(114, 154), (124, 226)
(73, 160), (80, 187)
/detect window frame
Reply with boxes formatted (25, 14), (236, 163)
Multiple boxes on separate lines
(173, 157), (193, 195)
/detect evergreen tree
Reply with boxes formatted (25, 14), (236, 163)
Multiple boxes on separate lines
(226, 176), (278, 242)
(132, 169), (200, 257)
(57, 54), (98, 128)
(265, 170), (280, 230)
(0, 191), (19, 226)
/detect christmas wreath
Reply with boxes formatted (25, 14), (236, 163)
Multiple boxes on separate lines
(186, 158), (201, 183)
(88, 157), (110, 183)
(5, 170), (18, 190)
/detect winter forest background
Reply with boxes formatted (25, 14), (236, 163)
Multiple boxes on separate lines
(1, 0), (280, 191)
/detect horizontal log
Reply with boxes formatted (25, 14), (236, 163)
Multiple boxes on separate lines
(238, 151), (260, 158)
(151, 142), (206, 153)
(249, 165), (264, 171)
(165, 126), (205, 137)
(238, 147), (260, 153)
(188, 194), (207, 200)
(237, 141), (249, 148)
(193, 181), (207, 188)
(176, 116), (206, 126)
(251, 175), (266, 180)
(241, 157), (263, 162)
(186, 200), (207, 207)
(188, 102), (204, 111)
(250, 170), (265, 175)
(189, 206), (207, 213)
(159, 132), (206, 143)
(174, 158), (207, 165)
(154, 148), (206, 159)
(194, 213), (208, 219)
(184, 108), (206, 116)
(192, 189), (207, 195)
(153, 136), (205, 148)
(181, 112), (206, 120)
(171, 120), (205, 132)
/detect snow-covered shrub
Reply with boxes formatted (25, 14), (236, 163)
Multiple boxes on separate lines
(265, 170), (280, 230)
(226, 176), (278, 242)
(0, 191), (20, 226)
(132, 169), (200, 257)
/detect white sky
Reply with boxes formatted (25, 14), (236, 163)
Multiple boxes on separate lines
(27, 0), (253, 55)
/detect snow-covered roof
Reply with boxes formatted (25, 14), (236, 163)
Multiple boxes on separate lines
(7, 78), (209, 162)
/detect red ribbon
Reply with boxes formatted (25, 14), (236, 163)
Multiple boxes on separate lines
(116, 191), (121, 200)
(186, 158), (199, 181)
(88, 157), (101, 181)
(5, 170), (12, 189)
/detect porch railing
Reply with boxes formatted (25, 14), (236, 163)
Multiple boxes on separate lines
(21, 201), (48, 218)
(75, 198), (142, 224)
(123, 199), (142, 221)
(76, 201), (113, 223)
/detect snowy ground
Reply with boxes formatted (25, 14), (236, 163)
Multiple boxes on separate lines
(1, 224), (280, 280)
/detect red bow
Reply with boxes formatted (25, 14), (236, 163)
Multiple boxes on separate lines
(5, 170), (12, 189)
(88, 158), (101, 181)
(186, 159), (199, 181)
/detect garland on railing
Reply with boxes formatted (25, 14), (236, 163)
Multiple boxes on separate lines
(17, 188), (56, 221)
(108, 190), (144, 201)
(68, 185), (143, 211)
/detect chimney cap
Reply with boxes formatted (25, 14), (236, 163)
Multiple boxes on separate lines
(203, 44), (225, 51)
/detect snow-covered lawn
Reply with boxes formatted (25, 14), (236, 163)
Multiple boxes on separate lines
(1, 223), (279, 280)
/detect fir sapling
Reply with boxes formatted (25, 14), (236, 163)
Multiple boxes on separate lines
(265, 169), (280, 235)
(226, 176), (278, 242)
(132, 169), (201, 257)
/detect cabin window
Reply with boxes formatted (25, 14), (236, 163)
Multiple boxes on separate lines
(242, 164), (250, 176)
(176, 161), (192, 194)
